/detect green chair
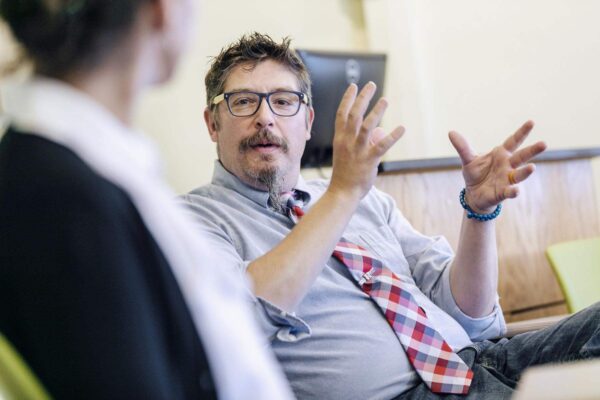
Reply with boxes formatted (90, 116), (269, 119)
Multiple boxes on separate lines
(546, 237), (600, 313)
(0, 333), (51, 400)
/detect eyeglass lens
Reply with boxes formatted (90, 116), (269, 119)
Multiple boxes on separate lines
(228, 91), (301, 116)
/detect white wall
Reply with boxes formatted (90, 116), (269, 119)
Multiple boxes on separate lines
(0, 0), (367, 192)
(134, 0), (368, 193)
(364, 0), (600, 155)
(363, 0), (600, 220)
(1, 0), (600, 217)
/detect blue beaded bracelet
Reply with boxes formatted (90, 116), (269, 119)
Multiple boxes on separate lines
(459, 188), (502, 221)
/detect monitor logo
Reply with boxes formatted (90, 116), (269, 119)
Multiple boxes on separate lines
(345, 59), (361, 84)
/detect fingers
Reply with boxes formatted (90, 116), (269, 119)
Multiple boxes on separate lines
(359, 98), (388, 146)
(369, 126), (387, 146)
(335, 82), (378, 140)
(335, 84), (358, 134)
(334, 82), (402, 159)
(373, 126), (405, 156)
(503, 120), (535, 152)
(448, 131), (477, 165)
(509, 141), (547, 168)
(347, 82), (377, 133)
(508, 164), (536, 185)
(502, 185), (520, 200)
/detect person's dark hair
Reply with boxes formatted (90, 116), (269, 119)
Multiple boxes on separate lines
(0, 0), (152, 78)
(206, 32), (312, 128)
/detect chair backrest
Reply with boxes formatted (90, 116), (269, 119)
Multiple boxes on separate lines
(545, 237), (600, 313)
(0, 333), (51, 400)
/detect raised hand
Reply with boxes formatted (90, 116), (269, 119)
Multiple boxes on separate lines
(329, 82), (405, 200)
(449, 120), (547, 213)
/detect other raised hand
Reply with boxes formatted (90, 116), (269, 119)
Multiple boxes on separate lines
(448, 120), (547, 213)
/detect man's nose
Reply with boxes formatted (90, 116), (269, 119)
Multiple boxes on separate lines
(254, 97), (275, 128)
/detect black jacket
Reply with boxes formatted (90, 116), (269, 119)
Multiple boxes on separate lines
(0, 128), (217, 399)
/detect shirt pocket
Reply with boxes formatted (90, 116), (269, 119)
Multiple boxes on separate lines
(346, 225), (413, 280)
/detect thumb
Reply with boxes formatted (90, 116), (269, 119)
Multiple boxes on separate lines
(448, 131), (476, 165)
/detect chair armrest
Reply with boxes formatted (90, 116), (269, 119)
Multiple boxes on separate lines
(503, 314), (570, 338)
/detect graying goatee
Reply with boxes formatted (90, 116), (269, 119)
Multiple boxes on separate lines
(254, 167), (285, 214)
(237, 128), (289, 212)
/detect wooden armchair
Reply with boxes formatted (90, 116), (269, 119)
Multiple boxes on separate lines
(503, 314), (569, 338)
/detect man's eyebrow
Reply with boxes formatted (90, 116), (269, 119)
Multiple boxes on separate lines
(272, 86), (299, 92)
(225, 86), (300, 93)
(225, 87), (252, 93)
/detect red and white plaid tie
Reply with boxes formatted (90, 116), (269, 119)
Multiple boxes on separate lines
(281, 191), (473, 395)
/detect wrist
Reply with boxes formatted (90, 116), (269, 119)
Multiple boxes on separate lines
(459, 188), (502, 221)
(325, 184), (363, 207)
(464, 190), (495, 214)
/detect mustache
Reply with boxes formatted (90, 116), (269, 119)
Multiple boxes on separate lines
(239, 129), (289, 153)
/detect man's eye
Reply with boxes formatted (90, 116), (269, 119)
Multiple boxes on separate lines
(232, 97), (256, 106)
(271, 94), (298, 107)
(273, 99), (292, 106)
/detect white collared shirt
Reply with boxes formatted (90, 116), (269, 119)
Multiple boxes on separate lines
(1, 77), (295, 400)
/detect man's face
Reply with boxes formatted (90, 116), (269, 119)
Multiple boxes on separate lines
(205, 59), (314, 192)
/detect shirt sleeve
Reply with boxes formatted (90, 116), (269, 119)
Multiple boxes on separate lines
(434, 266), (507, 340)
(180, 197), (312, 342)
(377, 189), (507, 340)
(253, 294), (312, 342)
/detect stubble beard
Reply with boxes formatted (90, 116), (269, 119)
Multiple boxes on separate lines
(238, 129), (289, 212)
(254, 164), (286, 214)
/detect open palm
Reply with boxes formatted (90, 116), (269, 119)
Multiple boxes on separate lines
(449, 121), (547, 213)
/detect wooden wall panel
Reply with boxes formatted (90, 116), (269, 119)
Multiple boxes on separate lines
(507, 304), (570, 323)
(375, 155), (600, 320)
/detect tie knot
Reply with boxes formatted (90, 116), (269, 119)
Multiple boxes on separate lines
(280, 190), (302, 208)
(280, 190), (306, 222)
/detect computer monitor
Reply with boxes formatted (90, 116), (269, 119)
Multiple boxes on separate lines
(297, 49), (387, 168)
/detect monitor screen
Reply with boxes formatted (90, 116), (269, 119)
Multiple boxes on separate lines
(297, 49), (387, 168)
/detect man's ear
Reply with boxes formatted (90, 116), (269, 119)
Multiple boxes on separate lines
(204, 107), (219, 143)
(305, 106), (315, 140)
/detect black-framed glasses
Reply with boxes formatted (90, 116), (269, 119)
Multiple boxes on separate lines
(212, 90), (308, 117)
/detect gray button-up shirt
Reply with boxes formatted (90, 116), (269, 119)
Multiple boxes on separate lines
(182, 161), (506, 400)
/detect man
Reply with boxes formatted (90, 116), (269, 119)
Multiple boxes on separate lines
(182, 33), (600, 399)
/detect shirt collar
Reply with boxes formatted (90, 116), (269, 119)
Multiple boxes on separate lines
(211, 160), (312, 209)
(1, 76), (162, 177)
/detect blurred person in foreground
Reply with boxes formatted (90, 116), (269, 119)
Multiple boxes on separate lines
(0, 2), (293, 399)
(182, 33), (600, 400)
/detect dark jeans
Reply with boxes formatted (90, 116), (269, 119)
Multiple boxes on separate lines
(394, 301), (600, 400)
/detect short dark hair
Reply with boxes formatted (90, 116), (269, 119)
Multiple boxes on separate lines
(0, 0), (152, 78)
(205, 32), (312, 126)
